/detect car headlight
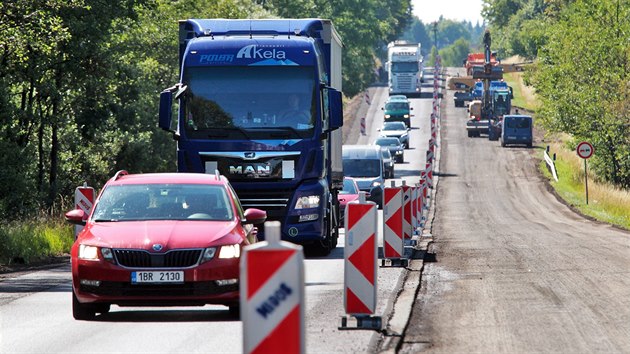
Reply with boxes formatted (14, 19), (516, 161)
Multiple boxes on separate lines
(400, 133), (408, 138)
(218, 244), (240, 259)
(371, 181), (381, 187)
(295, 195), (320, 209)
(403, 114), (409, 118)
(385, 114), (391, 118)
(79, 245), (99, 260)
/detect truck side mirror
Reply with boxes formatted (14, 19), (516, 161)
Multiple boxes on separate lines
(328, 89), (343, 131)
(159, 90), (174, 131)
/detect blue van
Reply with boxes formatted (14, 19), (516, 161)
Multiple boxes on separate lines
(501, 115), (533, 147)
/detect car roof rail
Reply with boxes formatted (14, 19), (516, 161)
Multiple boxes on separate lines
(112, 170), (129, 181)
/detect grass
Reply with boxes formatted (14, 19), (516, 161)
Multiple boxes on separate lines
(539, 140), (630, 230)
(0, 218), (74, 265)
(503, 72), (539, 112)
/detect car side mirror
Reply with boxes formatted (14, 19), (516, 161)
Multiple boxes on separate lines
(243, 208), (267, 225)
(65, 209), (87, 226)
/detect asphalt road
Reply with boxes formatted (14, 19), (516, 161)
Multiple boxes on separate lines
(398, 68), (630, 353)
(0, 73), (437, 353)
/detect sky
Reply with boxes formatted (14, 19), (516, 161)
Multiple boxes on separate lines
(411, 0), (484, 25)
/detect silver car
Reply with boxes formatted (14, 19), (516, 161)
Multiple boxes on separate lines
(379, 121), (409, 149)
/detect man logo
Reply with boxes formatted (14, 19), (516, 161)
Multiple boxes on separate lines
(236, 45), (286, 60)
(244, 152), (256, 159)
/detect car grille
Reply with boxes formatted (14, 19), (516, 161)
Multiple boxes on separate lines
(80, 281), (238, 297)
(113, 249), (203, 268)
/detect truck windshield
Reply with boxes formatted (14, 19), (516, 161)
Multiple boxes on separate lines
(182, 66), (317, 139)
(391, 62), (418, 73)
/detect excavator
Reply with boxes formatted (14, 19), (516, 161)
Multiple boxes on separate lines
(465, 30), (512, 140)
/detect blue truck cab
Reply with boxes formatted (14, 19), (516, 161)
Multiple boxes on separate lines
(501, 115), (533, 147)
(158, 19), (344, 254)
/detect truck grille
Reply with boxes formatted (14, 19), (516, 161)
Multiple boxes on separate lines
(114, 249), (203, 268)
(236, 188), (294, 221)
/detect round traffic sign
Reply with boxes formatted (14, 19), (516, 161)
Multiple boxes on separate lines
(576, 141), (594, 159)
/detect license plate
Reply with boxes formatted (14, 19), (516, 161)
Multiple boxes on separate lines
(131, 271), (184, 284)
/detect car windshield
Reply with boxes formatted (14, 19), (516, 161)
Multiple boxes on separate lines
(341, 179), (358, 194)
(383, 122), (406, 131)
(182, 66), (317, 139)
(91, 184), (233, 222)
(343, 159), (381, 178)
(375, 138), (400, 147)
(385, 102), (409, 111)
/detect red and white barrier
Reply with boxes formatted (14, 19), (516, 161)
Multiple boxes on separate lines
(400, 182), (412, 240)
(383, 185), (403, 260)
(241, 221), (305, 354)
(344, 196), (377, 315)
(360, 117), (366, 136)
(411, 186), (418, 232)
(425, 163), (434, 189)
(74, 184), (94, 238)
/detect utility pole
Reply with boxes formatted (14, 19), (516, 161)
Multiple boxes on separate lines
(432, 21), (438, 50)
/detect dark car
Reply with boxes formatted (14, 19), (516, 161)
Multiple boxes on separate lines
(65, 171), (267, 320)
(374, 136), (404, 163)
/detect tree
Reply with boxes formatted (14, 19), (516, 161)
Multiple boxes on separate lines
(532, 0), (630, 187)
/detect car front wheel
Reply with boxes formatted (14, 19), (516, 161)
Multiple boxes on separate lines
(72, 291), (96, 321)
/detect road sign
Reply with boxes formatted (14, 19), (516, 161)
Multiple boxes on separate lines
(576, 141), (594, 159)
(576, 141), (594, 205)
(241, 221), (305, 354)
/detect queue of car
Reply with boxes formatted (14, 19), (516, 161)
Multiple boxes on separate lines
(65, 93), (413, 320)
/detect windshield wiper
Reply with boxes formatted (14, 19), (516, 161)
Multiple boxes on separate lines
(270, 126), (303, 139)
(92, 219), (119, 222)
(206, 127), (251, 139)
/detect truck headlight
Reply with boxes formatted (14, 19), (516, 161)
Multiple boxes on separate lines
(403, 114), (409, 118)
(385, 114), (391, 118)
(295, 195), (320, 209)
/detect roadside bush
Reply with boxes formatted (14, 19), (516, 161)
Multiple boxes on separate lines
(0, 219), (73, 265)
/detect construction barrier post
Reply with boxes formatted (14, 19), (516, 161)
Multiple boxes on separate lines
(241, 221), (305, 354)
(340, 192), (381, 330)
(74, 183), (94, 239)
(382, 182), (407, 267)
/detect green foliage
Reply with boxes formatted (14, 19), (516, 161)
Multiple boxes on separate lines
(0, 220), (73, 264)
(438, 38), (471, 67)
(0, 0), (416, 224)
(531, 0), (630, 187)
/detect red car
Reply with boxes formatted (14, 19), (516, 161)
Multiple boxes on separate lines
(337, 177), (362, 225)
(65, 171), (266, 320)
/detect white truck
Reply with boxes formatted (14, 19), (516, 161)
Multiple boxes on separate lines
(386, 41), (423, 98)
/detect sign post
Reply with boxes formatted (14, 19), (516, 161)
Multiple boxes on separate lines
(576, 141), (594, 205)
